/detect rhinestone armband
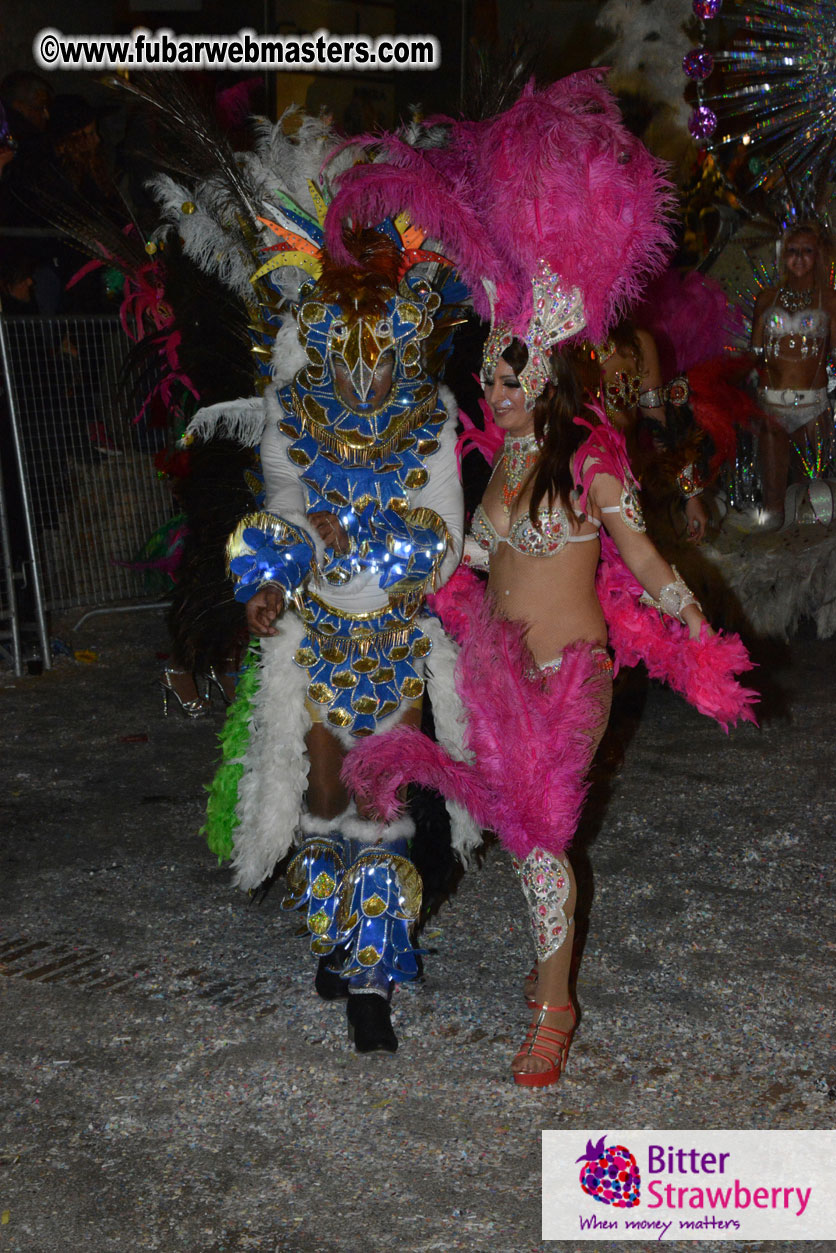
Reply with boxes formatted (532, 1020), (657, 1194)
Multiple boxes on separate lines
(640, 565), (701, 624)
(637, 385), (664, 409)
(677, 462), (704, 500)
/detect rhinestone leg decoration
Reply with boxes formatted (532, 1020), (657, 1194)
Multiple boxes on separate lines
(513, 847), (572, 963)
(282, 818), (347, 955)
(336, 847), (423, 984)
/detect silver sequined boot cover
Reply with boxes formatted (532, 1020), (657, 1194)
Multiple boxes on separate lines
(512, 847), (572, 963)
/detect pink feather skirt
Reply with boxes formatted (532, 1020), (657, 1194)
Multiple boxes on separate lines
(342, 569), (613, 860)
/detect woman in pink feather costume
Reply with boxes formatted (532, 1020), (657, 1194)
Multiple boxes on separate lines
(344, 336), (759, 1089)
(334, 69), (756, 1086)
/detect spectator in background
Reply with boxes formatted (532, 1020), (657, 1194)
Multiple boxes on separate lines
(0, 71), (52, 148)
(0, 101), (17, 184)
(47, 94), (117, 205)
(38, 94), (121, 313)
(0, 72), (52, 236)
(0, 247), (36, 314)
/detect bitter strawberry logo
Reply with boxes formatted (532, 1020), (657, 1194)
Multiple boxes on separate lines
(577, 1135), (641, 1207)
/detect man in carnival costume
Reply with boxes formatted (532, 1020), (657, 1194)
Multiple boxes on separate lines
(153, 109), (479, 1054)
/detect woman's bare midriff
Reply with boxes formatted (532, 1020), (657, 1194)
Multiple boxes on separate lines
(765, 341), (827, 392)
(487, 541), (606, 663)
(481, 467), (607, 663)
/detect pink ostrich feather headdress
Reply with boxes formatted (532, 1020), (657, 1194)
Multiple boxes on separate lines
(325, 70), (676, 400)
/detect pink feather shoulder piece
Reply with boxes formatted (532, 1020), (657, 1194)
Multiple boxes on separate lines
(569, 410), (757, 731)
(454, 397), (504, 473)
(573, 405), (636, 513)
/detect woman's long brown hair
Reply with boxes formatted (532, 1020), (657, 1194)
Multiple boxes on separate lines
(500, 338), (599, 529)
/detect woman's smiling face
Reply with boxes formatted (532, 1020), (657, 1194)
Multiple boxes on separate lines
(483, 360), (535, 437)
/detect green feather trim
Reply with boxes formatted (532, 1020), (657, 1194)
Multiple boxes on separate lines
(203, 642), (261, 862)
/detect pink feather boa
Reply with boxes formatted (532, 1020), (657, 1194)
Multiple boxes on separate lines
(570, 415), (758, 730)
(431, 537), (758, 739)
(595, 533), (758, 730)
(343, 570), (609, 860)
(345, 412), (759, 852)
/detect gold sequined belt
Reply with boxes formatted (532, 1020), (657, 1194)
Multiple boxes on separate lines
(299, 591), (428, 660)
(305, 622), (421, 653)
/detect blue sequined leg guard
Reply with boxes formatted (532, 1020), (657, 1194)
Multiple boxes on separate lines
(282, 812), (348, 956)
(336, 817), (423, 987)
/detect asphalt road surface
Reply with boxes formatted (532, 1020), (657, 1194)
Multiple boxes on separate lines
(1, 609), (834, 1253)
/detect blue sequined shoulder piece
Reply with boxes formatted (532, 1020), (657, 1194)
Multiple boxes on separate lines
(276, 383), (448, 514)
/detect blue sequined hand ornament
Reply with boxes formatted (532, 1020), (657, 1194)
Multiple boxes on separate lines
(369, 507), (447, 592)
(226, 513), (315, 603)
(315, 504), (447, 594)
(318, 502), (374, 585)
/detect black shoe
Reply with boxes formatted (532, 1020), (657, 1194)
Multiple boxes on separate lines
(346, 993), (398, 1054)
(314, 949), (349, 1001)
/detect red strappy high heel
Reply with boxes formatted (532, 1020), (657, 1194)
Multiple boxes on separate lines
(513, 1000), (576, 1088)
(523, 963), (538, 1008)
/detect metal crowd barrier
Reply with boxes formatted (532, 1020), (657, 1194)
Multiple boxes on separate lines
(0, 313), (174, 676)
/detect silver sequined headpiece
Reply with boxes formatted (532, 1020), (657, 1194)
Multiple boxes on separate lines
(481, 262), (586, 409)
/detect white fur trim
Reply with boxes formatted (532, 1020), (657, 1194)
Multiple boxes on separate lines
(231, 617), (312, 889)
(299, 805), (355, 837)
(422, 616), (483, 864)
(437, 382), (458, 425)
(182, 397), (266, 447)
(408, 404), (464, 585)
(342, 813), (416, 845)
(695, 526), (836, 641)
(263, 388), (285, 425)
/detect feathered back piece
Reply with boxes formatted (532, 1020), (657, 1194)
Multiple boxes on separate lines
(634, 268), (746, 377)
(147, 96), (466, 397)
(325, 70), (675, 357)
(146, 103), (346, 391)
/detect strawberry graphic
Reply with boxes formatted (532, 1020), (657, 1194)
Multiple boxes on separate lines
(577, 1135), (641, 1207)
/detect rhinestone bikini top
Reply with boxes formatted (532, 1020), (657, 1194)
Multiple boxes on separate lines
(470, 499), (599, 557)
(764, 304), (829, 361)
